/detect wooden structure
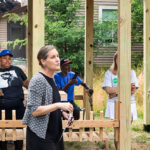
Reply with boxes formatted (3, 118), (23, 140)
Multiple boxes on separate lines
(84, 0), (94, 120)
(0, 110), (26, 150)
(0, 0), (147, 150)
(28, 0), (44, 79)
(144, 0), (150, 131)
(26, 0), (132, 150)
(0, 103), (120, 150)
(118, 0), (131, 149)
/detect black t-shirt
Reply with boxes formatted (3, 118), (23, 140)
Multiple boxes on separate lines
(0, 65), (27, 102)
(40, 73), (62, 143)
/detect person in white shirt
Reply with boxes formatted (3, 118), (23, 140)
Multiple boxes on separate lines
(102, 52), (139, 122)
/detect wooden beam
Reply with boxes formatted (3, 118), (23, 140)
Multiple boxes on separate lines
(84, 0), (94, 120)
(144, 0), (150, 128)
(0, 121), (26, 128)
(28, 0), (45, 79)
(62, 120), (119, 128)
(118, 0), (131, 150)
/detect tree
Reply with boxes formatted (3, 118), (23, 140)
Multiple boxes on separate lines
(131, 0), (143, 67)
(0, 0), (20, 13)
(45, 0), (85, 74)
(131, 0), (143, 42)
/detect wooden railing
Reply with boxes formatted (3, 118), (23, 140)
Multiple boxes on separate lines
(0, 101), (120, 150)
(0, 110), (26, 150)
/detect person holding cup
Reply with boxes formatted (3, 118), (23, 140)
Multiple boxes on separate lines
(102, 51), (139, 122)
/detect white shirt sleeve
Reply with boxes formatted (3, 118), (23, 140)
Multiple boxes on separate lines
(131, 70), (139, 88)
(102, 70), (112, 89)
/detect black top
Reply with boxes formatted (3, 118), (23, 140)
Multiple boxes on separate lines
(0, 65), (27, 105)
(40, 73), (62, 143)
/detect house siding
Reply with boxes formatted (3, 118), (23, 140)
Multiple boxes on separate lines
(77, 0), (118, 20)
(77, 0), (143, 66)
(0, 18), (7, 50)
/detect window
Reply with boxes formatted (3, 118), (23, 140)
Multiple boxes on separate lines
(99, 6), (118, 46)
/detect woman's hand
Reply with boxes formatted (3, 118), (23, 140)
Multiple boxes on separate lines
(131, 83), (136, 94)
(62, 111), (69, 120)
(58, 102), (73, 113)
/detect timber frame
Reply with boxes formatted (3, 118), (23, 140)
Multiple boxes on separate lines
(27, 1), (131, 150)
(0, 1), (149, 150)
(27, 0), (150, 149)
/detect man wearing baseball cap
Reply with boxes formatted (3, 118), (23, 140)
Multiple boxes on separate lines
(0, 49), (29, 150)
(54, 58), (93, 119)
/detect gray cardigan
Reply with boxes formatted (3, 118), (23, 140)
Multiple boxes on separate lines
(22, 73), (53, 139)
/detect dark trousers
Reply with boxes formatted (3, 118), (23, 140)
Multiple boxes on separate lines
(0, 99), (25, 150)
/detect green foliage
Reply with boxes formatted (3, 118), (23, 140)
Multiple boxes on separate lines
(131, 0), (143, 42)
(3, 12), (28, 27)
(94, 20), (118, 50)
(3, 39), (27, 49)
(131, 52), (143, 68)
(2, 12), (27, 49)
(45, 0), (84, 74)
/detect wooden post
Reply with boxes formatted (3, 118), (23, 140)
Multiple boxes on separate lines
(28, 0), (45, 79)
(1, 110), (5, 141)
(144, 0), (150, 131)
(118, 0), (131, 150)
(84, 0), (93, 120)
(114, 100), (119, 142)
(99, 111), (103, 141)
(89, 111), (93, 141)
(79, 111), (83, 142)
(12, 110), (16, 141)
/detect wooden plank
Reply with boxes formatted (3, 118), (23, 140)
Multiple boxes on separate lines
(74, 95), (84, 100)
(84, 0), (94, 120)
(23, 128), (26, 150)
(62, 120), (119, 128)
(99, 111), (103, 141)
(69, 128), (72, 141)
(0, 121), (27, 128)
(114, 100), (119, 142)
(12, 110), (16, 141)
(118, 0), (131, 150)
(5, 129), (24, 141)
(79, 111), (83, 141)
(28, 0), (45, 79)
(1, 110), (5, 141)
(89, 111), (93, 141)
(144, 0), (150, 125)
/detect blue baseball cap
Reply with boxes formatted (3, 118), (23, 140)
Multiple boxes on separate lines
(0, 49), (13, 57)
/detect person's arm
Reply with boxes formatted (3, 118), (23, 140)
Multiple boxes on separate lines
(23, 79), (29, 89)
(104, 87), (118, 94)
(62, 79), (77, 92)
(81, 82), (93, 96)
(54, 73), (77, 92)
(0, 89), (4, 96)
(32, 102), (73, 117)
(18, 66), (29, 89)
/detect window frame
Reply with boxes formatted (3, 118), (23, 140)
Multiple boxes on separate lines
(99, 5), (118, 22)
